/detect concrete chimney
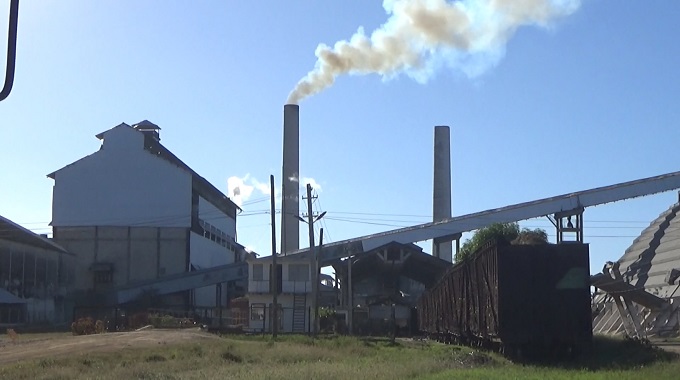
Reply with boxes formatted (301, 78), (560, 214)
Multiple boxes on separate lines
(281, 104), (300, 254)
(432, 125), (452, 262)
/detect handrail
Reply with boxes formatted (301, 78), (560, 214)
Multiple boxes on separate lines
(1, 0), (19, 102)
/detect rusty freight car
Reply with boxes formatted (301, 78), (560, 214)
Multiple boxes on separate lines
(417, 240), (592, 358)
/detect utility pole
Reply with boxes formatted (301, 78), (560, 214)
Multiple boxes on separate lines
(270, 175), (278, 338)
(316, 228), (323, 334)
(305, 183), (317, 336)
(299, 183), (326, 336)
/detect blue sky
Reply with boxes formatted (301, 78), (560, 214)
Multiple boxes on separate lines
(1, 1), (680, 275)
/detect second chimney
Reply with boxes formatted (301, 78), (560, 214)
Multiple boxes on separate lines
(432, 125), (452, 262)
(281, 104), (300, 254)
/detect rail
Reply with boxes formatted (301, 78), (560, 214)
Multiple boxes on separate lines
(1, 0), (19, 102)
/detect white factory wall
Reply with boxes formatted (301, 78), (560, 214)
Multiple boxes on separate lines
(190, 196), (237, 307)
(54, 226), (188, 291)
(190, 234), (232, 269)
(247, 259), (312, 294)
(189, 234), (231, 306)
(51, 125), (192, 228)
(198, 196), (236, 240)
(190, 232), (232, 307)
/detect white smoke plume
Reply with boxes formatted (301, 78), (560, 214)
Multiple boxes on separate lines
(302, 177), (323, 192)
(284, 175), (323, 191)
(227, 174), (274, 207)
(287, 0), (580, 104)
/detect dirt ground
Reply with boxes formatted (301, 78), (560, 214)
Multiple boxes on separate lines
(652, 340), (680, 355)
(0, 328), (220, 365)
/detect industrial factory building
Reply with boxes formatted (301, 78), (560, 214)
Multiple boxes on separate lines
(0, 214), (73, 325)
(592, 196), (680, 338)
(245, 254), (318, 333)
(238, 104), (455, 334)
(6, 100), (680, 339)
(244, 241), (450, 334)
(254, 102), (680, 337)
(47, 121), (243, 309)
(334, 242), (450, 335)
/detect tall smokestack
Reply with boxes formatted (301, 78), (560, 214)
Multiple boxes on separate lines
(281, 104), (300, 254)
(433, 125), (452, 262)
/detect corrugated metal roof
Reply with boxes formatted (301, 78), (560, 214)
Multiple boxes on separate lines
(0, 214), (68, 253)
(614, 201), (680, 298)
(0, 288), (26, 304)
(591, 200), (680, 336)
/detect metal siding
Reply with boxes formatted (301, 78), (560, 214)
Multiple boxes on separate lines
(418, 241), (592, 352)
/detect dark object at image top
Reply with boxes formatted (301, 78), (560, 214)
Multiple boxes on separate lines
(1, 0), (19, 102)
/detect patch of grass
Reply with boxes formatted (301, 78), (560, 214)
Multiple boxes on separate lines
(145, 354), (167, 362)
(583, 336), (677, 370)
(220, 350), (243, 363)
(37, 358), (56, 368)
(0, 334), (678, 379)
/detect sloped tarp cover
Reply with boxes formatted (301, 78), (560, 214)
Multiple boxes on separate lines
(0, 288), (27, 304)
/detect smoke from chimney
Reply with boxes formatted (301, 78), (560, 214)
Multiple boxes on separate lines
(287, 0), (580, 104)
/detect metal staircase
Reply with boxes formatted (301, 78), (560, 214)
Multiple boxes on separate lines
(292, 294), (307, 333)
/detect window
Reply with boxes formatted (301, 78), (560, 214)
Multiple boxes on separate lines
(288, 263), (309, 281)
(198, 218), (230, 246)
(94, 271), (112, 284)
(250, 303), (265, 321)
(252, 264), (264, 281)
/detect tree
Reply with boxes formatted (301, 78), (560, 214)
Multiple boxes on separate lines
(512, 228), (548, 245)
(454, 222), (548, 262)
(456, 222), (520, 262)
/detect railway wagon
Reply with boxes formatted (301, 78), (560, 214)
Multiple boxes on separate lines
(418, 240), (592, 356)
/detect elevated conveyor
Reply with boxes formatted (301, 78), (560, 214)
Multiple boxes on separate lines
(112, 262), (248, 304)
(287, 170), (680, 264)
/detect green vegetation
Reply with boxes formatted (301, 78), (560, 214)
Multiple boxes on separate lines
(0, 334), (678, 379)
(455, 222), (548, 262)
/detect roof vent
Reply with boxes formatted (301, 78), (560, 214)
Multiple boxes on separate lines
(133, 120), (161, 141)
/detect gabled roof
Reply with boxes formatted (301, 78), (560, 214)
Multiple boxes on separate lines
(133, 120), (160, 130)
(94, 122), (131, 140)
(48, 122), (240, 216)
(349, 241), (452, 288)
(0, 214), (69, 253)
